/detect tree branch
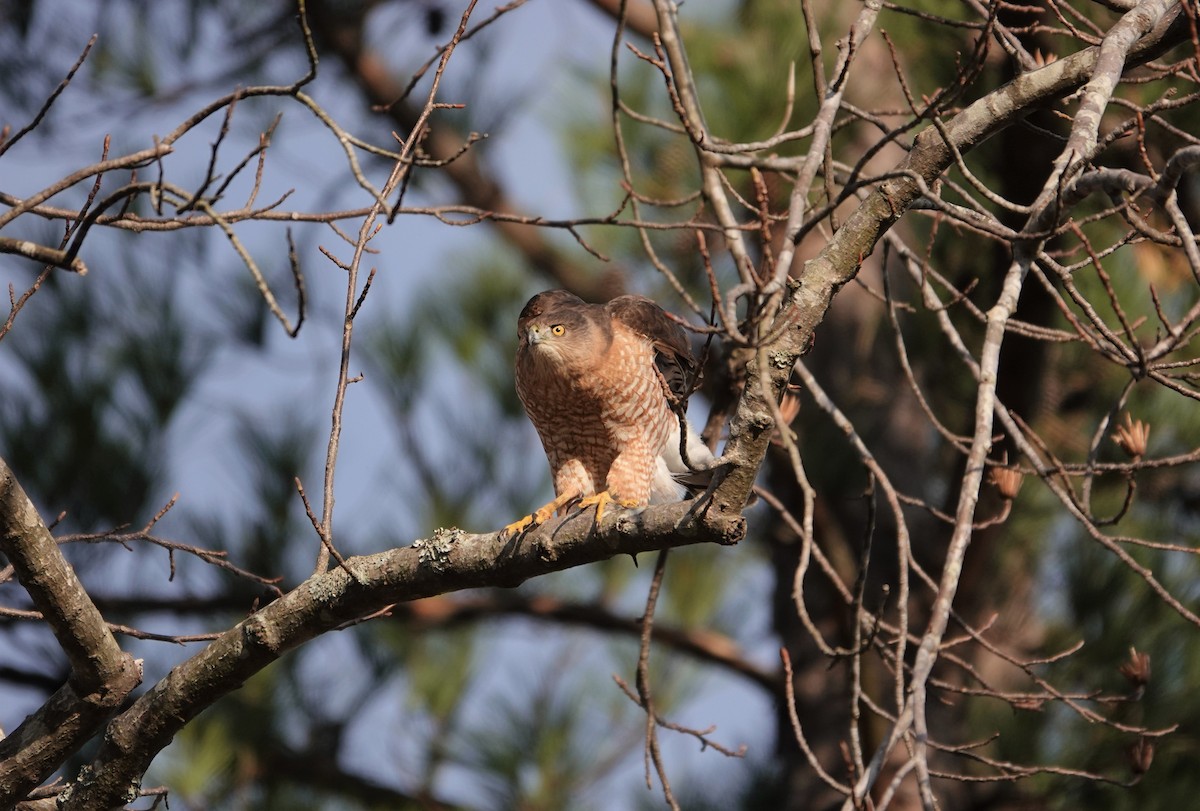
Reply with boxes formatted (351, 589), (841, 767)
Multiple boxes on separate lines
(57, 500), (743, 808)
(0, 458), (141, 806)
(0, 238), (88, 274)
(400, 592), (781, 693)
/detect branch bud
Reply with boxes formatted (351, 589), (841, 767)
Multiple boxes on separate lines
(1118, 646), (1151, 692)
(1128, 737), (1154, 776)
(988, 465), (1024, 500)
(1112, 413), (1150, 459)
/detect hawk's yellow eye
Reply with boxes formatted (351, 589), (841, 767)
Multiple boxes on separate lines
(550, 324), (566, 336)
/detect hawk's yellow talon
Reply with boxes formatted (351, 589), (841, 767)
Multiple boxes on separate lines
(500, 514), (535, 539)
(500, 490), (580, 538)
(577, 491), (639, 524)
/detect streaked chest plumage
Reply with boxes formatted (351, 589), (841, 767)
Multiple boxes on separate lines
(516, 327), (673, 467)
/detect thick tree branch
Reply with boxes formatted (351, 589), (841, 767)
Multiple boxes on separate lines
(58, 500), (743, 808)
(0, 458), (141, 806)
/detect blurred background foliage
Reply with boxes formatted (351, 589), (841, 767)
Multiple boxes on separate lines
(1, 1), (1198, 809)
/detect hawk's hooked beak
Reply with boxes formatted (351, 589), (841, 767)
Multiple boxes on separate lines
(525, 325), (546, 345)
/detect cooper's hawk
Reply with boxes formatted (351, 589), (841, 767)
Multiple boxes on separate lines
(503, 289), (715, 536)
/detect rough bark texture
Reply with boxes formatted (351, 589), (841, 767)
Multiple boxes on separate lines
(0, 457), (141, 806)
(57, 499), (744, 809)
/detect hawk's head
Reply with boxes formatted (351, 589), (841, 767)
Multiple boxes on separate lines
(517, 290), (612, 372)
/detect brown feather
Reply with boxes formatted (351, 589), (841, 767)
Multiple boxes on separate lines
(604, 295), (698, 409)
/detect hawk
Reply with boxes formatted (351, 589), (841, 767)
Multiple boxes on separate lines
(503, 289), (715, 536)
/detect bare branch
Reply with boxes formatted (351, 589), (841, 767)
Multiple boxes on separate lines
(0, 458), (141, 806)
(58, 501), (744, 808)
